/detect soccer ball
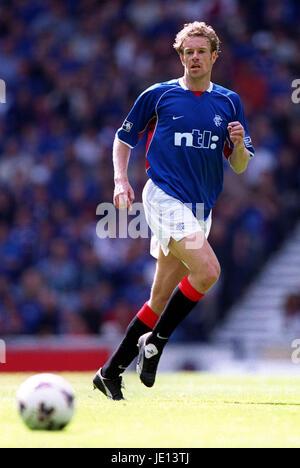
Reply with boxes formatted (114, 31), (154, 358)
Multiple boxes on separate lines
(16, 373), (75, 430)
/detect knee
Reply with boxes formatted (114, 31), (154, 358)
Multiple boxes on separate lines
(203, 261), (221, 291)
(193, 261), (221, 293)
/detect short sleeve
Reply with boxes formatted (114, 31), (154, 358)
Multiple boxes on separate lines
(116, 86), (158, 149)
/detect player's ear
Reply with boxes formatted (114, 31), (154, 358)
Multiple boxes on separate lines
(179, 52), (185, 67)
(211, 50), (218, 64)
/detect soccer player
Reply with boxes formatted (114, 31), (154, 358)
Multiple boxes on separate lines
(93, 21), (255, 400)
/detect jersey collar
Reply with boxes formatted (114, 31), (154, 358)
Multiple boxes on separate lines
(178, 78), (213, 93)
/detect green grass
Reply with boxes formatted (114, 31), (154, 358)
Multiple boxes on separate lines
(1, 372), (300, 448)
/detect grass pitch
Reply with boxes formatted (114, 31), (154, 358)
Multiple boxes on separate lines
(1, 372), (300, 448)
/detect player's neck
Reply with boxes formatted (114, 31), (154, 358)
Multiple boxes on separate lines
(182, 74), (211, 92)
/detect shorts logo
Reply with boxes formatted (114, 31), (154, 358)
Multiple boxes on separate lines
(176, 222), (185, 231)
(122, 120), (133, 132)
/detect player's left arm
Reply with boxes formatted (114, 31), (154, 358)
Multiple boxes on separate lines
(227, 121), (251, 174)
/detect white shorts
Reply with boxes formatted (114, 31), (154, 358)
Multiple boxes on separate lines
(142, 179), (212, 259)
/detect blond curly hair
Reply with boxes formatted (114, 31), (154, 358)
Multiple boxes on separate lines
(173, 22), (220, 55)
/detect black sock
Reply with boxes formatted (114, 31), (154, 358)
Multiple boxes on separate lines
(102, 316), (152, 379)
(148, 285), (200, 351)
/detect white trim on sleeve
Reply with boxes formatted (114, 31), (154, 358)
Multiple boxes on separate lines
(116, 134), (134, 149)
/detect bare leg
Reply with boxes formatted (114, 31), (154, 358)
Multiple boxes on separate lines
(149, 247), (189, 315)
(168, 231), (220, 293)
(136, 232), (221, 387)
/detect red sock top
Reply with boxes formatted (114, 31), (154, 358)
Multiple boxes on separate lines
(137, 302), (159, 329)
(179, 276), (204, 302)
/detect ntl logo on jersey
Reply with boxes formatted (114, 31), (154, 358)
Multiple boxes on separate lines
(174, 130), (219, 150)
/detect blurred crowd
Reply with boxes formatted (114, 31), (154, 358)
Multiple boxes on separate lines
(283, 291), (300, 335)
(0, 0), (299, 339)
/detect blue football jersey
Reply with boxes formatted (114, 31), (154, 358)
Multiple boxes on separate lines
(117, 78), (255, 220)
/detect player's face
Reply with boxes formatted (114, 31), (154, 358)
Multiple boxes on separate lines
(180, 36), (217, 79)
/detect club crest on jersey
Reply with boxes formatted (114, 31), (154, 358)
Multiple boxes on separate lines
(213, 115), (222, 127)
(122, 120), (133, 132)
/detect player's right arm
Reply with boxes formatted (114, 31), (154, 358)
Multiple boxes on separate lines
(113, 84), (160, 210)
(113, 136), (134, 211)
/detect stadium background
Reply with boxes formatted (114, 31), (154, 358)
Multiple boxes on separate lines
(0, 0), (299, 371)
